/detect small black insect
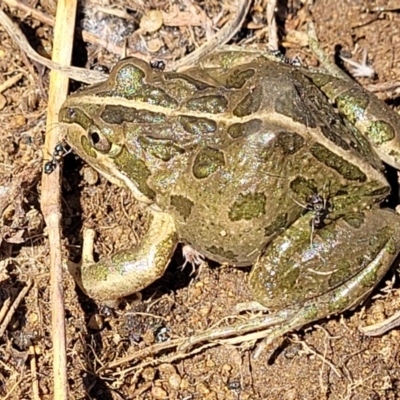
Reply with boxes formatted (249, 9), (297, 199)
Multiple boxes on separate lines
(227, 380), (241, 391)
(150, 60), (166, 71)
(154, 326), (171, 343)
(306, 193), (329, 230)
(44, 141), (70, 174)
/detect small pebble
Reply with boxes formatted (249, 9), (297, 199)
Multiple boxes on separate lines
(140, 10), (163, 33)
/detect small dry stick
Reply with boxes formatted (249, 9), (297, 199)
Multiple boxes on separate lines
(0, 279), (33, 337)
(29, 345), (40, 400)
(0, 73), (24, 94)
(360, 309), (400, 336)
(0, 8), (105, 84)
(40, 0), (78, 398)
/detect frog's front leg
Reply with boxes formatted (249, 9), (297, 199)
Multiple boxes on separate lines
(249, 209), (400, 344)
(68, 209), (179, 305)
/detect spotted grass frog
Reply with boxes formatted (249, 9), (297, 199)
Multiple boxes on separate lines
(59, 43), (400, 343)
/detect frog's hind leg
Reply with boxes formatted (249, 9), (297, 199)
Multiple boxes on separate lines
(68, 209), (179, 306)
(307, 22), (400, 169)
(249, 209), (400, 354)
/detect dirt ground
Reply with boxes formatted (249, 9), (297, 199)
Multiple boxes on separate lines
(1, 0), (400, 399)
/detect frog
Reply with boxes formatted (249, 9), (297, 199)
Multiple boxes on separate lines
(58, 43), (400, 344)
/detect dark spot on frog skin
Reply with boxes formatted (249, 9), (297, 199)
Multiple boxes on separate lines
(275, 131), (305, 155)
(310, 143), (367, 182)
(365, 184), (390, 197)
(320, 126), (350, 151)
(192, 147), (225, 179)
(227, 119), (262, 139)
(274, 81), (317, 128)
(170, 195), (194, 220)
(264, 213), (288, 237)
(137, 136), (185, 162)
(101, 105), (166, 124)
(289, 177), (318, 198)
(233, 86), (263, 117)
(226, 68), (255, 89)
(229, 192), (266, 221)
(179, 116), (217, 135)
(185, 95), (228, 114)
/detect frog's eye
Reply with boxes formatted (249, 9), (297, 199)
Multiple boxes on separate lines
(88, 126), (111, 153)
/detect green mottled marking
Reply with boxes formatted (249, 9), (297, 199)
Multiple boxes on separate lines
(226, 68), (255, 89)
(335, 90), (369, 125)
(302, 304), (319, 321)
(310, 143), (367, 181)
(192, 147), (225, 179)
(229, 192), (266, 221)
(308, 72), (332, 88)
(233, 86), (263, 117)
(138, 137), (185, 161)
(228, 119), (262, 139)
(385, 237), (397, 256)
(275, 131), (305, 155)
(81, 136), (97, 158)
(101, 105), (166, 124)
(368, 226), (391, 258)
(365, 120), (395, 145)
(170, 195), (194, 220)
(264, 213), (288, 237)
(205, 245), (238, 261)
(134, 86), (178, 108)
(179, 116), (217, 135)
(328, 292), (349, 314)
(113, 64), (146, 95)
(114, 146), (155, 199)
(186, 95), (228, 114)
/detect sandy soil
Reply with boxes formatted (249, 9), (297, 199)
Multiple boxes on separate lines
(1, 0), (400, 399)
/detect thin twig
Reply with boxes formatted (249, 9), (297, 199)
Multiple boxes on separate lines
(40, 0), (79, 398)
(0, 279), (33, 337)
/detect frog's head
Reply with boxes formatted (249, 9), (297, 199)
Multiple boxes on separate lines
(57, 59), (168, 205)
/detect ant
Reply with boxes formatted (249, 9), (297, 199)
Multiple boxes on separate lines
(150, 60), (166, 71)
(44, 141), (70, 174)
(291, 190), (331, 246)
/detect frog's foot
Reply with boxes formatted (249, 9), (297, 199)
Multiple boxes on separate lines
(180, 245), (206, 276)
(340, 49), (376, 79)
(67, 209), (179, 305)
(248, 209), (400, 357)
